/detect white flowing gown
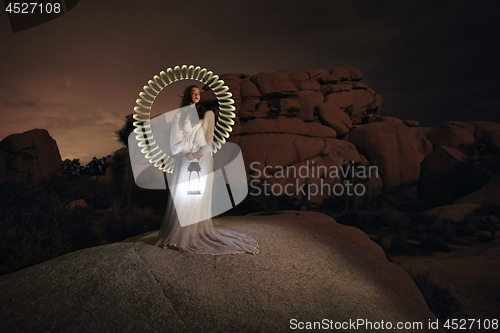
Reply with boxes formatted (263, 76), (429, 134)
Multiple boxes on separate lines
(155, 107), (259, 255)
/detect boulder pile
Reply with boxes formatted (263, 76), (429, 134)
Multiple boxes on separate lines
(198, 68), (500, 211)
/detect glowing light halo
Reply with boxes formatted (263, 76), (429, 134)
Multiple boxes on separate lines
(133, 65), (235, 174)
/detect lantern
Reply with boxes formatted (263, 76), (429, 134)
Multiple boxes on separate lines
(187, 161), (202, 195)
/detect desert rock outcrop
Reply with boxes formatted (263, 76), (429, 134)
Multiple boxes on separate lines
(201, 68), (384, 206)
(0, 212), (443, 333)
(426, 122), (475, 155)
(0, 129), (62, 183)
(346, 122), (432, 190)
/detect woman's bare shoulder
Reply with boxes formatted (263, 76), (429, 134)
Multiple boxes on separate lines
(201, 110), (214, 121)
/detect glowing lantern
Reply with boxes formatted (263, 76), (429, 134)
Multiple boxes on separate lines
(187, 161), (202, 195)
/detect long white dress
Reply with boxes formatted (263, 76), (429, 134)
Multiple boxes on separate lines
(155, 107), (259, 255)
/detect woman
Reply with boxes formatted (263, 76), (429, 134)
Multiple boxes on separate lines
(155, 85), (259, 255)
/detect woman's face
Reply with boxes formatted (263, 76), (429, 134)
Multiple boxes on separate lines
(190, 87), (200, 104)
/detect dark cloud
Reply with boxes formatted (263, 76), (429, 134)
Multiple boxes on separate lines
(3, 99), (38, 109)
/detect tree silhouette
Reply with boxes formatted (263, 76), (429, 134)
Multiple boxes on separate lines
(115, 114), (135, 147)
(61, 159), (82, 179)
(81, 156), (110, 177)
(114, 114), (138, 215)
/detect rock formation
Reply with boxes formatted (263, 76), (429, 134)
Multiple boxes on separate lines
(0, 129), (62, 183)
(196, 67), (500, 210)
(347, 122), (433, 190)
(200, 67), (385, 207)
(0, 212), (444, 333)
(425, 121), (476, 154)
(419, 143), (500, 207)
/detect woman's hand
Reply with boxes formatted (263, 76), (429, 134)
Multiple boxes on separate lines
(194, 151), (204, 160)
(185, 151), (203, 160)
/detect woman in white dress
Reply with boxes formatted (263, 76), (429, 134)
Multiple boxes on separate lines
(155, 85), (259, 255)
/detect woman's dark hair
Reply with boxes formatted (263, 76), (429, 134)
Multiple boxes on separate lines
(179, 85), (208, 126)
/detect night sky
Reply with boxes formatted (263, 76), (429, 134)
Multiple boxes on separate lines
(1, 0), (499, 164)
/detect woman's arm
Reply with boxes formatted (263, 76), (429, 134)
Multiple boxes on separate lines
(170, 112), (185, 155)
(192, 111), (215, 159)
(201, 111), (215, 147)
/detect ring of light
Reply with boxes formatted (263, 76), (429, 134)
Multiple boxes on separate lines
(133, 65), (235, 174)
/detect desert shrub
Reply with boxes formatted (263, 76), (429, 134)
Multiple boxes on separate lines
(428, 218), (456, 242)
(390, 230), (410, 254)
(372, 208), (411, 230)
(0, 182), (37, 223)
(420, 235), (450, 252)
(405, 212), (456, 250)
(38, 175), (113, 210)
(100, 209), (161, 242)
(377, 232), (392, 253)
(109, 151), (129, 197)
(461, 207), (500, 239)
(489, 205), (500, 218)
(334, 207), (463, 252)
(408, 270), (462, 320)
(456, 215), (479, 237)
(133, 187), (169, 213)
(0, 190), (73, 276)
(407, 211), (437, 228)
(0, 182), (108, 275)
(335, 207), (411, 232)
(477, 215), (499, 239)
(66, 206), (100, 249)
(374, 230), (411, 257)
(334, 209), (376, 230)
(471, 206), (500, 238)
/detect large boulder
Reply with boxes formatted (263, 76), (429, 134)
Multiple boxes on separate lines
(414, 127), (432, 136)
(347, 122), (433, 189)
(419, 147), (499, 206)
(426, 122), (476, 155)
(418, 147), (468, 207)
(250, 72), (298, 96)
(0, 212), (443, 333)
(0, 129), (62, 183)
(403, 120), (420, 127)
(239, 78), (261, 98)
(469, 121), (500, 137)
(316, 103), (352, 136)
(373, 116), (403, 124)
(278, 68), (311, 88)
(296, 90), (324, 121)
